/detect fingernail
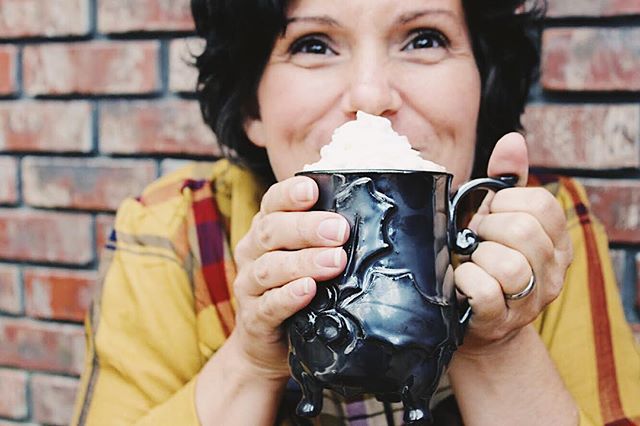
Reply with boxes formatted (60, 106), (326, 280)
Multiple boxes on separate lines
(318, 218), (348, 242)
(291, 278), (312, 297)
(315, 248), (342, 268)
(293, 181), (314, 203)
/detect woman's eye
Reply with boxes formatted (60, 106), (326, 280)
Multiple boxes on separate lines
(290, 36), (335, 55)
(403, 30), (448, 51)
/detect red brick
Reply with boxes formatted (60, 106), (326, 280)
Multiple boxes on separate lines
(98, 0), (193, 33)
(608, 249), (626, 291)
(0, 45), (17, 95)
(0, 368), (27, 419)
(169, 37), (204, 93)
(0, 157), (18, 204)
(95, 214), (115, 260)
(523, 104), (640, 169)
(0, 265), (21, 315)
(546, 0), (640, 17)
(24, 268), (97, 322)
(0, 209), (93, 265)
(580, 179), (640, 244)
(0, 101), (92, 153)
(23, 41), (160, 96)
(542, 28), (640, 91)
(159, 159), (217, 179)
(0, 0), (90, 38)
(100, 99), (220, 156)
(31, 374), (78, 426)
(160, 158), (193, 176)
(22, 157), (157, 211)
(0, 318), (84, 375)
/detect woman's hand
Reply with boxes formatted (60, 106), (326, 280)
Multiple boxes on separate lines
(229, 176), (349, 379)
(195, 177), (349, 425)
(454, 132), (574, 355)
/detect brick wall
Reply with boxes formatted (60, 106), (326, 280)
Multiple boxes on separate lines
(0, 0), (638, 424)
(524, 1), (640, 348)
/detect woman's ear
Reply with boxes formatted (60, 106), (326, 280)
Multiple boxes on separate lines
(243, 116), (267, 148)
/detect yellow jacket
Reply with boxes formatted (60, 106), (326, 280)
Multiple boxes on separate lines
(72, 160), (640, 425)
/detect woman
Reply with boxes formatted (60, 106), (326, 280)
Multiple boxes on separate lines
(72, 0), (640, 425)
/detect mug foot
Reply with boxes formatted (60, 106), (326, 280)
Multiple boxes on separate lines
(296, 400), (321, 417)
(404, 406), (430, 425)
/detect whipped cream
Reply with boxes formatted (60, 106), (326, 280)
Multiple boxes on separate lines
(303, 111), (447, 172)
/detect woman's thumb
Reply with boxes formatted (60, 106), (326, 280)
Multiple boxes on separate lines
(486, 132), (529, 186)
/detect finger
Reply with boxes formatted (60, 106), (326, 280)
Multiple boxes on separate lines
(240, 247), (347, 297)
(467, 133), (529, 231)
(253, 211), (349, 253)
(237, 210), (349, 263)
(476, 211), (554, 270)
(488, 187), (570, 250)
(471, 241), (534, 300)
(466, 191), (494, 231)
(486, 132), (529, 186)
(260, 176), (318, 214)
(255, 277), (318, 330)
(455, 261), (507, 327)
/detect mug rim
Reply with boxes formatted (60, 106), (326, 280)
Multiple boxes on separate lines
(296, 169), (453, 177)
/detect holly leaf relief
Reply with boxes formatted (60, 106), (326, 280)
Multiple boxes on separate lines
(336, 177), (395, 277)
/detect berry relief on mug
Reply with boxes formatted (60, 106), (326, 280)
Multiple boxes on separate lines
(287, 112), (514, 424)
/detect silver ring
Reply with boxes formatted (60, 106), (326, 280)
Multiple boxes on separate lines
(504, 273), (536, 301)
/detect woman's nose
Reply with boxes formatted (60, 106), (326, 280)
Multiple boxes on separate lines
(341, 56), (402, 117)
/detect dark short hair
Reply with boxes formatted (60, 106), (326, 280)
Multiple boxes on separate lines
(191, 0), (544, 182)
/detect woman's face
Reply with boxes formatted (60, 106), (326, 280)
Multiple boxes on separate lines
(244, 0), (481, 186)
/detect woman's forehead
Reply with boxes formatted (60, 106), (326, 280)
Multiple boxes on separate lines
(286, 0), (465, 18)
(284, 0), (469, 41)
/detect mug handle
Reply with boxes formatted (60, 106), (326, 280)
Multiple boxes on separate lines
(448, 175), (518, 325)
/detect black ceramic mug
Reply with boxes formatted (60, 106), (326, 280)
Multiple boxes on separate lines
(286, 170), (516, 424)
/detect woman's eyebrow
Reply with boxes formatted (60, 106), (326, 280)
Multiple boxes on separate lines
(398, 9), (458, 24)
(286, 15), (342, 28)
